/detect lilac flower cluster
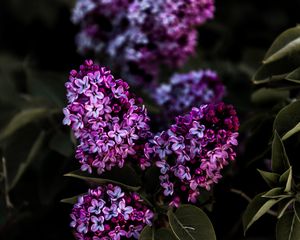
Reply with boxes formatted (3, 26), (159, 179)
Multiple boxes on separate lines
(72, 0), (215, 84)
(145, 102), (239, 206)
(71, 184), (154, 240)
(63, 60), (151, 174)
(153, 70), (225, 116)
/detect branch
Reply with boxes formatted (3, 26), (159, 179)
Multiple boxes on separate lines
(230, 188), (277, 217)
(2, 157), (13, 208)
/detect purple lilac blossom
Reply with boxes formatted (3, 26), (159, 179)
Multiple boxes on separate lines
(70, 184), (154, 239)
(71, 0), (215, 85)
(63, 60), (152, 174)
(153, 70), (225, 116)
(145, 102), (239, 206)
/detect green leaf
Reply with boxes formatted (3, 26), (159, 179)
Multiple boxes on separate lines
(60, 194), (84, 204)
(243, 193), (281, 233)
(276, 211), (300, 240)
(258, 169), (280, 187)
(272, 131), (290, 174)
(262, 187), (284, 199)
(9, 131), (46, 190)
(168, 205), (216, 240)
(252, 26), (300, 85)
(49, 132), (74, 157)
(140, 226), (155, 240)
(293, 202), (300, 222)
(251, 88), (289, 104)
(280, 168), (293, 191)
(264, 39), (300, 64)
(65, 166), (141, 191)
(284, 167), (293, 193)
(264, 26), (300, 59)
(26, 70), (66, 107)
(274, 100), (300, 137)
(264, 26), (300, 64)
(282, 123), (300, 140)
(139, 227), (177, 240)
(286, 67), (300, 83)
(278, 198), (296, 219)
(0, 108), (50, 141)
(252, 59), (295, 84)
(155, 228), (177, 240)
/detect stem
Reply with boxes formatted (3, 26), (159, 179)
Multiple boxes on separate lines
(2, 157), (13, 208)
(230, 188), (277, 217)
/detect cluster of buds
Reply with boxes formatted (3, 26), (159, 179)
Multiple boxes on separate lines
(145, 102), (239, 206)
(63, 60), (152, 174)
(72, 0), (215, 84)
(153, 70), (225, 116)
(70, 184), (154, 239)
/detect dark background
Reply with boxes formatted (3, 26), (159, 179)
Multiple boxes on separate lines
(0, 0), (300, 239)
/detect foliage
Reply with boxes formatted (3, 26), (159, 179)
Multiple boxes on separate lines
(243, 26), (300, 240)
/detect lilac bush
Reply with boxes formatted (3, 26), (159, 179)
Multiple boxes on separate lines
(62, 55), (239, 239)
(145, 102), (239, 206)
(70, 184), (154, 239)
(63, 60), (152, 174)
(72, 0), (215, 84)
(153, 70), (225, 116)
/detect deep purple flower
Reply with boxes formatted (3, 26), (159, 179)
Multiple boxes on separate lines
(146, 102), (239, 206)
(153, 70), (225, 116)
(103, 204), (118, 220)
(72, 0), (215, 85)
(107, 185), (124, 201)
(91, 216), (105, 232)
(63, 60), (152, 174)
(117, 200), (133, 220)
(88, 199), (105, 214)
(126, 225), (143, 239)
(109, 226), (127, 240)
(70, 184), (154, 239)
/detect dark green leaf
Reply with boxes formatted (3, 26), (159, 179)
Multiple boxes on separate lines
(243, 193), (281, 233)
(155, 228), (177, 240)
(139, 226), (154, 240)
(284, 167), (293, 193)
(252, 59), (295, 84)
(0, 108), (50, 141)
(65, 165), (141, 191)
(264, 26), (300, 64)
(8, 131), (46, 191)
(60, 194), (84, 204)
(272, 131), (290, 174)
(274, 100), (300, 137)
(168, 204), (216, 240)
(258, 169), (280, 188)
(26, 70), (66, 107)
(282, 123), (300, 140)
(262, 187), (284, 199)
(278, 198), (295, 219)
(49, 132), (74, 157)
(139, 227), (176, 240)
(251, 88), (289, 104)
(280, 168), (293, 192)
(286, 67), (300, 83)
(293, 202), (300, 222)
(276, 211), (300, 240)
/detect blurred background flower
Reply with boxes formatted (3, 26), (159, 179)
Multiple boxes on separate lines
(152, 70), (225, 118)
(72, 0), (215, 85)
